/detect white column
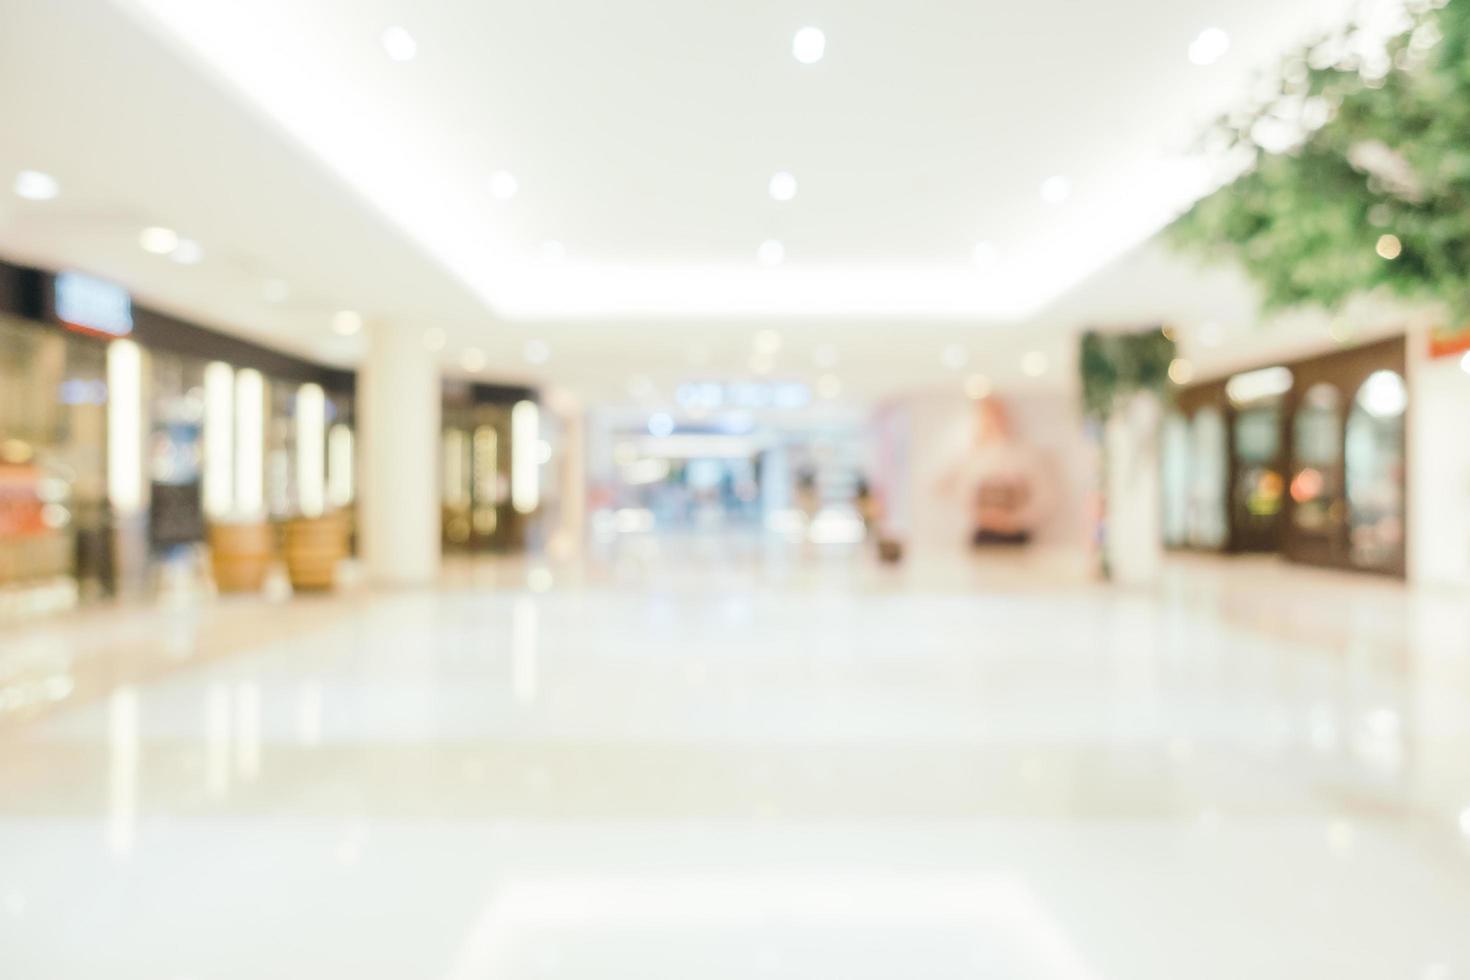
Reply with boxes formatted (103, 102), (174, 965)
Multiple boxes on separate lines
(1104, 392), (1163, 586)
(1407, 331), (1470, 587)
(359, 323), (440, 586)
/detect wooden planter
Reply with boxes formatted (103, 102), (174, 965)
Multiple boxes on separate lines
(209, 522), (274, 594)
(282, 514), (346, 592)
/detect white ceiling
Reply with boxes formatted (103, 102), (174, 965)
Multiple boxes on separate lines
(0, 0), (1394, 402)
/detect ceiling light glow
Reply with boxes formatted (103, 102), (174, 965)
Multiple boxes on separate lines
(754, 329), (783, 355)
(768, 171), (798, 202)
(1376, 234), (1403, 260)
(331, 310), (363, 336)
(490, 170), (519, 201)
(381, 25), (417, 62)
(139, 226), (179, 255)
(792, 27), (826, 65)
(1359, 369), (1407, 418)
(1040, 176), (1072, 206)
(13, 170), (59, 201)
(1189, 27), (1231, 67)
(1168, 358), (1195, 385)
(941, 344), (969, 370)
(757, 239), (786, 268)
(965, 374), (992, 400)
(119, 4), (1229, 320)
(169, 238), (204, 265)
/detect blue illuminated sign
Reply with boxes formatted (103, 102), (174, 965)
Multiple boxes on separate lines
(55, 271), (133, 338)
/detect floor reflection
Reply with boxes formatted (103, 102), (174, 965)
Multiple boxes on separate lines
(0, 547), (1468, 978)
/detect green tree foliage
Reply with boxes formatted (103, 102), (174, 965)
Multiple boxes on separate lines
(1079, 329), (1177, 419)
(1170, 0), (1470, 318)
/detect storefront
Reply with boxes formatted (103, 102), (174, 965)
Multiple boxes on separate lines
(441, 381), (537, 554)
(0, 258), (356, 616)
(1164, 336), (1408, 577)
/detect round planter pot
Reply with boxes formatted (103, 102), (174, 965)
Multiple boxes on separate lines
(209, 522), (274, 594)
(282, 514), (347, 592)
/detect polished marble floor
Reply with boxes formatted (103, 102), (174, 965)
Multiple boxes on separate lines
(2, 542), (1469, 979)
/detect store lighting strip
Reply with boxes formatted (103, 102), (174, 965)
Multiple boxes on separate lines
(106, 339), (144, 515)
(203, 360), (234, 518)
(511, 400), (539, 515)
(295, 383), (326, 518)
(327, 424), (354, 509)
(234, 369), (265, 517)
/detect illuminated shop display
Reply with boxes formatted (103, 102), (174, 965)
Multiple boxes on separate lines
(1164, 337), (1407, 576)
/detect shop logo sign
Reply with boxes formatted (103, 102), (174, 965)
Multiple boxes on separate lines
(55, 271), (133, 338)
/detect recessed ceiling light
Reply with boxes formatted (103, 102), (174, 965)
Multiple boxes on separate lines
(169, 238), (204, 265)
(964, 374), (992, 400)
(461, 348), (487, 372)
(423, 327), (447, 351)
(1022, 351), (1049, 377)
(139, 226), (179, 255)
(524, 339), (551, 365)
(1040, 176), (1072, 206)
(1168, 358), (1195, 385)
(541, 241), (565, 264)
(490, 171), (519, 201)
(1188, 27), (1231, 67)
(13, 170), (59, 201)
(757, 239), (786, 268)
(817, 374), (841, 399)
(792, 26), (826, 65)
(262, 278), (290, 303)
(331, 310), (363, 336)
(941, 344), (969, 370)
(381, 25), (417, 62)
(813, 344), (839, 368)
(769, 171), (798, 202)
(1376, 233), (1402, 260)
(972, 241), (998, 269)
(754, 329), (783, 355)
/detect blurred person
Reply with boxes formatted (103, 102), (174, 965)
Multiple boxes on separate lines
(853, 476), (882, 537)
(795, 467), (820, 522)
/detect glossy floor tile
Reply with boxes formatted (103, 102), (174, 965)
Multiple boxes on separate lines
(2, 544), (1469, 979)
